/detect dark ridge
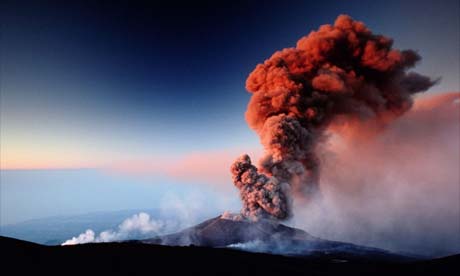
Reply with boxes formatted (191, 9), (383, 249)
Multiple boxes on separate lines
(1, 236), (459, 276)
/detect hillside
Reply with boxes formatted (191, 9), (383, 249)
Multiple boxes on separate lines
(1, 236), (459, 276)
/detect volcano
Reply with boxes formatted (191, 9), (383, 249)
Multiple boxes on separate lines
(141, 215), (407, 260)
(144, 215), (317, 247)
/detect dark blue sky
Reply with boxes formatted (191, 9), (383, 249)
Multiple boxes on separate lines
(1, 0), (459, 165)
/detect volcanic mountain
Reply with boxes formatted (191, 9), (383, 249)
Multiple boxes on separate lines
(144, 215), (316, 246)
(141, 215), (407, 260)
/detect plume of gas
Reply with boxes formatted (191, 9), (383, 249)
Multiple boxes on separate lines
(231, 15), (436, 220)
(292, 93), (460, 256)
(62, 212), (163, 245)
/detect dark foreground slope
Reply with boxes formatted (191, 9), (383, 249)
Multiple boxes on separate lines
(1, 236), (459, 276)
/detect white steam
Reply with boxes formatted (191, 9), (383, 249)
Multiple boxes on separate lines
(62, 212), (164, 245)
(62, 192), (216, 246)
(62, 229), (96, 245)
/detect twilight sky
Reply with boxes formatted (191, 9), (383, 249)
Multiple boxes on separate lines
(0, 0), (459, 225)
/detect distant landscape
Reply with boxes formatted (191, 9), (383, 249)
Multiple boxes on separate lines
(0, 209), (216, 245)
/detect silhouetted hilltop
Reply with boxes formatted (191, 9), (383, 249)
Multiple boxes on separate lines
(1, 236), (459, 276)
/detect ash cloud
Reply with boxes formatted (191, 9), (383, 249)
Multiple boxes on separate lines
(231, 15), (436, 221)
(294, 92), (460, 256)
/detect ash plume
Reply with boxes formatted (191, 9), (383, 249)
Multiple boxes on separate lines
(231, 15), (436, 221)
(296, 92), (460, 256)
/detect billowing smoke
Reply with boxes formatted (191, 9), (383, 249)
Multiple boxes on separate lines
(231, 15), (436, 221)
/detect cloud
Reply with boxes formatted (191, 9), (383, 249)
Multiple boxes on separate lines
(105, 148), (262, 188)
(293, 92), (460, 256)
(232, 14), (435, 221)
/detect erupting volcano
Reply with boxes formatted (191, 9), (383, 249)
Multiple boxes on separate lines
(231, 15), (436, 221)
(2, 1), (459, 274)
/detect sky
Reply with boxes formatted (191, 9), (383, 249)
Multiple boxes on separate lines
(0, 0), (459, 225)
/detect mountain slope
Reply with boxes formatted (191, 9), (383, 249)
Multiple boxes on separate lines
(142, 215), (409, 261)
(1, 236), (458, 276)
(144, 215), (316, 247)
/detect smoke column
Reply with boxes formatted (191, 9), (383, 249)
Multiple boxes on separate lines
(231, 15), (436, 221)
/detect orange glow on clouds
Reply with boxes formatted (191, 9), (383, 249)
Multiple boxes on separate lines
(105, 92), (459, 186)
(412, 92), (460, 111)
(326, 92), (459, 143)
(1, 151), (99, 170)
(0, 140), (112, 170)
(1, 92), (457, 174)
(105, 148), (263, 187)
